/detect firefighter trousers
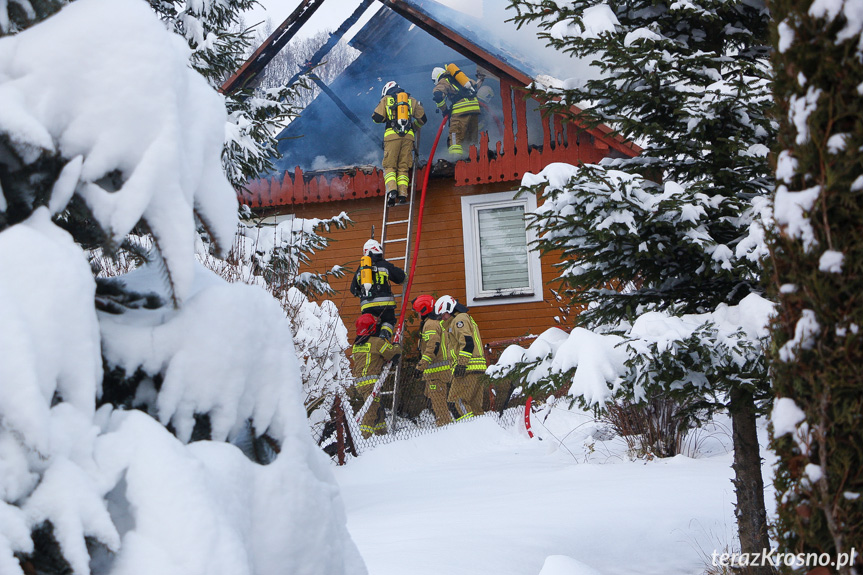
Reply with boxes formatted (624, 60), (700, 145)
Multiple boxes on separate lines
(356, 382), (386, 439)
(447, 113), (479, 159)
(382, 136), (415, 196)
(448, 371), (485, 421)
(423, 376), (452, 427)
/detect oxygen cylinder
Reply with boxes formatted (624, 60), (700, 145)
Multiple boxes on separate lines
(396, 91), (409, 122)
(360, 254), (373, 295)
(445, 63), (475, 96)
(396, 91), (410, 133)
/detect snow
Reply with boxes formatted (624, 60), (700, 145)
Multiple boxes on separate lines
(809, 0), (863, 46)
(0, 0), (238, 303)
(788, 87), (822, 145)
(777, 20), (795, 53)
(771, 397), (806, 437)
(539, 556), (604, 575)
(818, 249), (844, 273)
(778, 309), (821, 362)
(0, 1), (362, 573)
(774, 185), (821, 251)
(551, 4), (619, 40)
(335, 411), (774, 575)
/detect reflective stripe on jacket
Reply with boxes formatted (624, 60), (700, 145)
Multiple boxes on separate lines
(447, 312), (487, 372)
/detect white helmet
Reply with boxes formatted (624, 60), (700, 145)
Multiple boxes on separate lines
(477, 85), (494, 103)
(434, 294), (457, 316)
(363, 239), (383, 256)
(431, 66), (446, 84)
(382, 80), (399, 97)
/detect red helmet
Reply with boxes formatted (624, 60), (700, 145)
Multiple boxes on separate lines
(356, 314), (378, 336)
(412, 295), (435, 316)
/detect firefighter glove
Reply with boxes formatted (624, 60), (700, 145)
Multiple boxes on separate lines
(412, 368), (424, 380)
(453, 365), (466, 378)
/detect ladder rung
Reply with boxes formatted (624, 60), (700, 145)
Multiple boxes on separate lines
(389, 256), (406, 262)
(386, 219), (410, 225)
(384, 238), (407, 244)
(379, 391), (394, 396)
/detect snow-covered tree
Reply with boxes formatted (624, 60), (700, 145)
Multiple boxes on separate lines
(147, 0), (303, 188)
(201, 214), (355, 428)
(0, 1), (364, 573)
(505, 0), (775, 563)
(767, 0), (863, 569)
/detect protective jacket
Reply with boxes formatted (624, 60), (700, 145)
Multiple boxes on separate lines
(372, 92), (427, 141)
(416, 315), (455, 380)
(351, 335), (402, 385)
(350, 254), (406, 313)
(351, 335), (401, 438)
(448, 311), (487, 373)
(432, 76), (480, 116)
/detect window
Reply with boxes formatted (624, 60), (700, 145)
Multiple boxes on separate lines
(461, 191), (543, 307)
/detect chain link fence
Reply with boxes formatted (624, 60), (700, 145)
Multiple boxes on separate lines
(311, 368), (527, 463)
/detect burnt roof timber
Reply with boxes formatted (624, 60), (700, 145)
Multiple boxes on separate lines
(220, 0), (327, 95)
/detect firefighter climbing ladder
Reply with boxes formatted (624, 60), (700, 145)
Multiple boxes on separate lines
(374, 136), (420, 432)
(362, 113), (450, 434)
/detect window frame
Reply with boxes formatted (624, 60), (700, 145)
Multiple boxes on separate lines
(460, 190), (543, 307)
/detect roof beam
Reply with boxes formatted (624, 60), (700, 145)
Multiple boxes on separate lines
(221, 0), (327, 95)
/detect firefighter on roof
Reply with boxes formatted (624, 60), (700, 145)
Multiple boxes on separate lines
(372, 81), (427, 206)
(350, 239), (406, 340)
(435, 295), (487, 421)
(432, 64), (480, 159)
(411, 295), (454, 427)
(351, 314), (402, 439)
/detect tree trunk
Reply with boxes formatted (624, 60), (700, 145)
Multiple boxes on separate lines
(728, 386), (775, 575)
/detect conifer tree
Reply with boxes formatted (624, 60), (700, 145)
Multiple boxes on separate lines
(767, 0), (863, 570)
(507, 0), (776, 564)
(147, 0), (302, 188)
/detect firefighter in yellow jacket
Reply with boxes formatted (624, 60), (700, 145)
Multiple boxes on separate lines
(431, 65), (481, 159)
(434, 295), (487, 421)
(411, 295), (454, 427)
(372, 81), (427, 206)
(351, 313), (402, 439)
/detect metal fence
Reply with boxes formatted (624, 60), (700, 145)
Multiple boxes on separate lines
(312, 370), (526, 463)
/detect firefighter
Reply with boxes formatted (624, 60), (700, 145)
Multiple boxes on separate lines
(411, 295), (454, 427)
(372, 80), (427, 206)
(351, 314), (402, 439)
(432, 65), (481, 159)
(349, 239), (406, 340)
(435, 295), (487, 421)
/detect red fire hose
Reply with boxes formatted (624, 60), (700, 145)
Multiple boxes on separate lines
(392, 113), (449, 343)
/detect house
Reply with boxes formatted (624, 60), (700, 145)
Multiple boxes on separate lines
(228, 0), (638, 355)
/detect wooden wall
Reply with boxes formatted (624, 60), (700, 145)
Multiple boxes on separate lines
(286, 176), (578, 354)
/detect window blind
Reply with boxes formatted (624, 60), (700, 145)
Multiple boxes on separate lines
(477, 205), (530, 292)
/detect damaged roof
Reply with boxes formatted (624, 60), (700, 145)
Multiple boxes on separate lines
(252, 0), (610, 174)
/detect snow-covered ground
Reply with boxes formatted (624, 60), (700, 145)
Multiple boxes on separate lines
(336, 407), (775, 575)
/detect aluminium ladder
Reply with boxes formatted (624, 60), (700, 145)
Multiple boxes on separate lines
(376, 137), (421, 433)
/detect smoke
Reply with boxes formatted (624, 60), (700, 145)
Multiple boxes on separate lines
(271, 0), (598, 175)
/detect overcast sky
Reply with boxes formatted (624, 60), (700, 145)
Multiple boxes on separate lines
(243, 0), (381, 40)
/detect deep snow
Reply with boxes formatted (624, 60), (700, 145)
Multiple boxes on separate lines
(335, 408), (775, 575)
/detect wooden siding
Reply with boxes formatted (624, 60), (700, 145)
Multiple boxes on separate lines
(286, 177), (580, 350)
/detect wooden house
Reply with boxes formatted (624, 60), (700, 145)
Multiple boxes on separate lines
(226, 0), (638, 355)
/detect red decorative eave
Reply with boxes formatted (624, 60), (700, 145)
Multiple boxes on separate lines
(240, 165), (413, 208)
